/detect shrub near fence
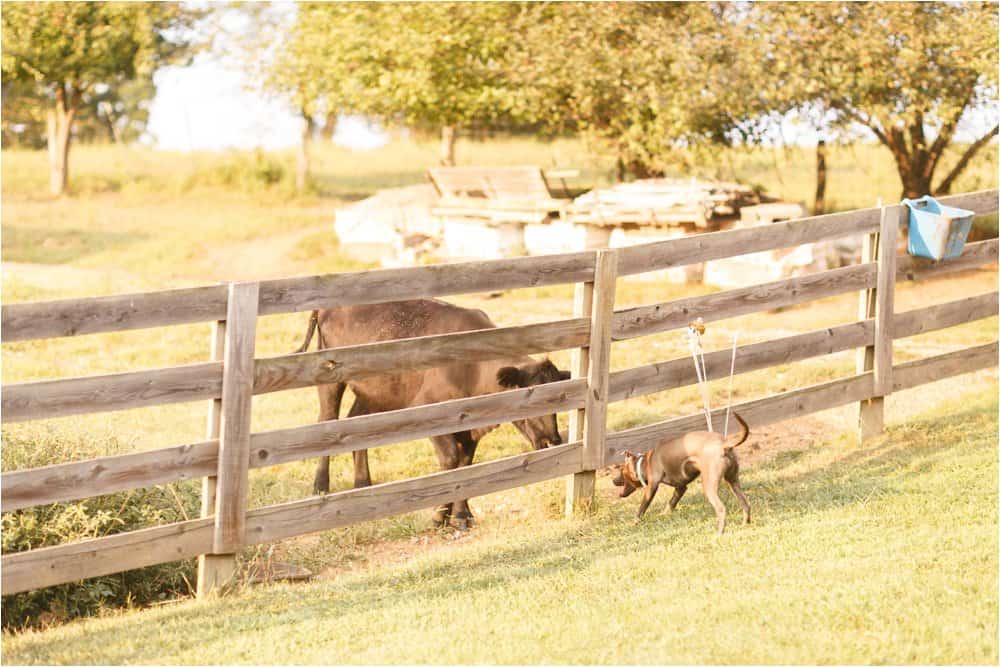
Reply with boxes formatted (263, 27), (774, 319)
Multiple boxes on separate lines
(2, 190), (997, 598)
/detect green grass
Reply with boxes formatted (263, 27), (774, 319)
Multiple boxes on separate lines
(3, 392), (996, 665)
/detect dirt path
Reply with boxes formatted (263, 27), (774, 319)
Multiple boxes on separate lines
(201, 223), (333, 282)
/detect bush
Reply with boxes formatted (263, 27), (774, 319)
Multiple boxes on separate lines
(1, 430), (201, 630)
(185, 149), (294, 193)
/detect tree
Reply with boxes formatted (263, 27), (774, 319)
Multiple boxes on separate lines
(507, 3), (753, 180)
(1, 3), (203, 195)
(744, 2), (998, 198)
(264, 3), (527, 168)
(3, 78), (159, 147)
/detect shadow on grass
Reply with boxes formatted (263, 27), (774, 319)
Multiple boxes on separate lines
(1, 226), (146, 265)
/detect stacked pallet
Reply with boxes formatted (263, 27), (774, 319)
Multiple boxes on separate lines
(567, 178), (762, 228)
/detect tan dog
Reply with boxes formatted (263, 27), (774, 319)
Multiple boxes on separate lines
(611, 413), (751, 534)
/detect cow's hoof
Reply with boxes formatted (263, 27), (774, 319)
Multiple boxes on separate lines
(432, 506), (451, 528)
(450, 516), (475, 531)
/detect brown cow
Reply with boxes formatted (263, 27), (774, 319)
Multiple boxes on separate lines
(296, 298), (569, 528)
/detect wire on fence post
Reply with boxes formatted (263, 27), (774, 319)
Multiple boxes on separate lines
(724, 332), (738, 438)
(686, 318), (713, 432)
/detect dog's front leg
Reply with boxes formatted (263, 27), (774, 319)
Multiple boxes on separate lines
(636, 482), (660, 520)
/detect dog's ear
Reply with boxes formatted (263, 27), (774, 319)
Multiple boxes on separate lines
(496, 366), (524, 388)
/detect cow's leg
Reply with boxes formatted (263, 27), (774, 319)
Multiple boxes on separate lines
(346, 398), (373, 488)
(429, 434), (461, 527)
(449, 431), (479, 528)
(313, 382), (346, 495)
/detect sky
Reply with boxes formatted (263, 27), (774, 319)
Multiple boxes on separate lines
(145, 57), (389, 152)
(145, 3), (388, 153)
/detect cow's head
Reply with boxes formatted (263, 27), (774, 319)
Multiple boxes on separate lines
(496, 359), (570, 449)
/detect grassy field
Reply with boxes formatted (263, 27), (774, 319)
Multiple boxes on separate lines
(3, 391), (997, 664)
(1, 138), (997, 660)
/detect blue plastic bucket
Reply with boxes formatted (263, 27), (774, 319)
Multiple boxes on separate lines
(901, 195), (974, 260)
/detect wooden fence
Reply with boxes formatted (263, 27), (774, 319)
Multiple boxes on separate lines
(2, 190), (997, 597)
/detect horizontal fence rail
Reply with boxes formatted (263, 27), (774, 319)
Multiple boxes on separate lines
(617, 189), (997, 276)
(3, 235), (995, 425)
(613, 262), (875, 341)
(251, 318), (591, 395)
(2, 189), (996, 597)
(1, 253), (596, 342)
(897, 237), (998, 280)
(608, 290), (998, 403)
(606, 340), (997, 461)
(1, 378), (587, 511)
(1, 362), (223, 424)
(1, 318), (590, 423)
(5, 235), (996, 424)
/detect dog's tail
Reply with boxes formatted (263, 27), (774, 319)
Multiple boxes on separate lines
(724, 412), (750, 449)
(295, 310), (320, 353)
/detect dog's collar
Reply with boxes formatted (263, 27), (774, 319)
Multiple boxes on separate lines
(635, 453), (648, 488)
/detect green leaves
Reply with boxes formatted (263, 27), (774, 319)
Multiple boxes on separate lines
(745, 2), (998, 196)
(2, 3), (201, 94)
(262, 3), (525, 128)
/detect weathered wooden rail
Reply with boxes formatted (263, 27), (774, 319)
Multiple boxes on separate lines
(2, 190), (996, 597)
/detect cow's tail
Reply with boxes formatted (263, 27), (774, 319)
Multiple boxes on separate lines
(296, 310), (320, 353)
(724, 412), (750, 449)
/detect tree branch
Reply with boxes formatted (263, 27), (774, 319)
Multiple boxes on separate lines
(909, 110), (925, 154)
(926, 83), (977, 180)
(832, 100), (892, 148)
(889, 126), (909, 158)
(934, 124), (999, 195)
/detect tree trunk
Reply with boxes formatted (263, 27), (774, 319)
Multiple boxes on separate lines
(615, 153), (626, 183)
(99, 101), (122, 144)
(886, 141), (931, 200)
(814, 140), (827, 215)
(623, 158), (664, 180)
(320, 112), (337, 142)
(899, 170), (932, 201)
(440, 125), (456, 166)
(842, 103), (987, 200)
(47, 85), (77, 196)
(296, 112), (314, 193)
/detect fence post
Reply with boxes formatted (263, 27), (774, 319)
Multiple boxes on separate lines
(205, 282), (258, 589)
(857, 205), (899, 441)
(196, 319), (231, 597)
(565, 249), (618, 517)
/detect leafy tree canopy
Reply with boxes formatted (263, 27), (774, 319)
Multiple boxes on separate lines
(741, 1), (998, 197)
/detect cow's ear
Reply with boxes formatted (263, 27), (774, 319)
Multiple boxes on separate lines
(557, 370), (571, 381)
(497, 366), (524, 388)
